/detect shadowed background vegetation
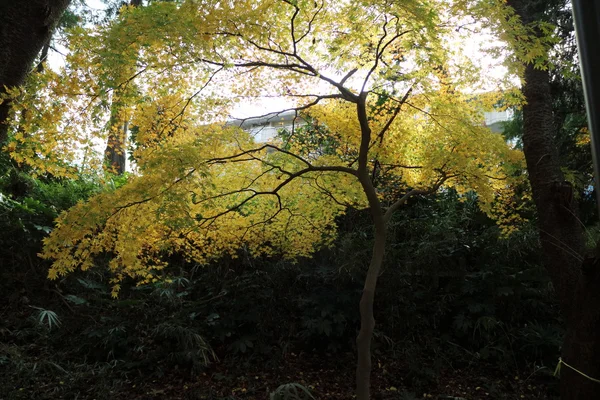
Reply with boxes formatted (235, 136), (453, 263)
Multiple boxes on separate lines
(1, 0), (599, 399)
(2, 152), (585, 398)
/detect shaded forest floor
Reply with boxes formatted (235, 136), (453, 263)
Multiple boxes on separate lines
(0, 195), (564, 400)
(0, 258), (562, 400)
(0, 342), (558, 400)
(134, 354), (557, 400)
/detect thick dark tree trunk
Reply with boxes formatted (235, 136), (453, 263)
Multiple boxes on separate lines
(0, 0), (71, 144)
(520, 64), (600, 398)
(507, 1), (600, 398)
(520, 64), (583, 317)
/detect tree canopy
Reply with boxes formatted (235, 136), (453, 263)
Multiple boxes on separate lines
(2, 1), (588, 399)
(3, 0), (525, 297)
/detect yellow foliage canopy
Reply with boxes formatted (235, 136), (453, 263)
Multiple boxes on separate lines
(43, 126), (351, 296)
(4, 0), (535, 294)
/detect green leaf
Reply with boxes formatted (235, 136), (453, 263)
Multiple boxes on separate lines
(64, 294), (88, 305)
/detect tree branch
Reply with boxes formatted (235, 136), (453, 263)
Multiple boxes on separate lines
(197, 163), (357, 223)
(228, 94), (343, 127)
(383, 171), (456, 223)
(361, 19), (412, 94)
(375, 86), (413, 145)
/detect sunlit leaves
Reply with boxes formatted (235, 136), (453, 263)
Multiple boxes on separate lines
(24, 0), (530, 294)
(42, 126), (347, 295)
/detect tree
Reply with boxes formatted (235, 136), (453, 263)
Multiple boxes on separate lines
(0, 0), (72, 145)
(14, 1), (525, 398)
(504, 1), (600, 398)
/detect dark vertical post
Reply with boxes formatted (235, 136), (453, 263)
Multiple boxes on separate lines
(572, 0), (600, 209)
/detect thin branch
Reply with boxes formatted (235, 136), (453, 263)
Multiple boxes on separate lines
(157, 66), (223, 138)
(375, 85), (413, 145)
(340, 68), (358, 85)
(208, 143), (357, 177)
(201, 57), (312, 77)
(294, 0), (324, 44)
(383, 171), (456, 223)
(361, 22), (412, 93)
(281, 0), (301, 53)
(198, 163), (356, 223)
(208, 143), (309, 168)
(404, 101), (453, 134)
(228, 94), (342, 126)
(312, 173), (354, 208)
(239, 205), (289, 241)
(361, 14), (392, 93)
(110, 168), (197, 217)
(202, 21), (359, 102)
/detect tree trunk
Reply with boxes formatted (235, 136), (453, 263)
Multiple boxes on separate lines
(104, 117), (128, 174)
(0, 0), (71, 144)
(520, 63), (600, 399)
(520, 64), (583, 318)
(356, 222), (386, 400)
(355, 94), (388, 400)
(103, 0), (142, 174)
(506, 1), (600, 398)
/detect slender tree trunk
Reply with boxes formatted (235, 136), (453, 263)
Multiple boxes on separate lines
(103, 0), (142, 174)
(0, 0), (71, 144)
(354, 94), (389, 400)
(104, 113), (128, 174)
(356, 220), (386, 400)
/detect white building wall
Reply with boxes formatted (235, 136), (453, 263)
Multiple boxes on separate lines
(483, 110), (513, 133)
(230, 109), (513, 143)
(227, 110), (306, 143)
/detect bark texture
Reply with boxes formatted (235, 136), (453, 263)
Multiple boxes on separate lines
(520, 66), (600, 399)
(0, 0), (71, 144)
(507, 1), (600, 398)
(520, 64), (583, 317)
